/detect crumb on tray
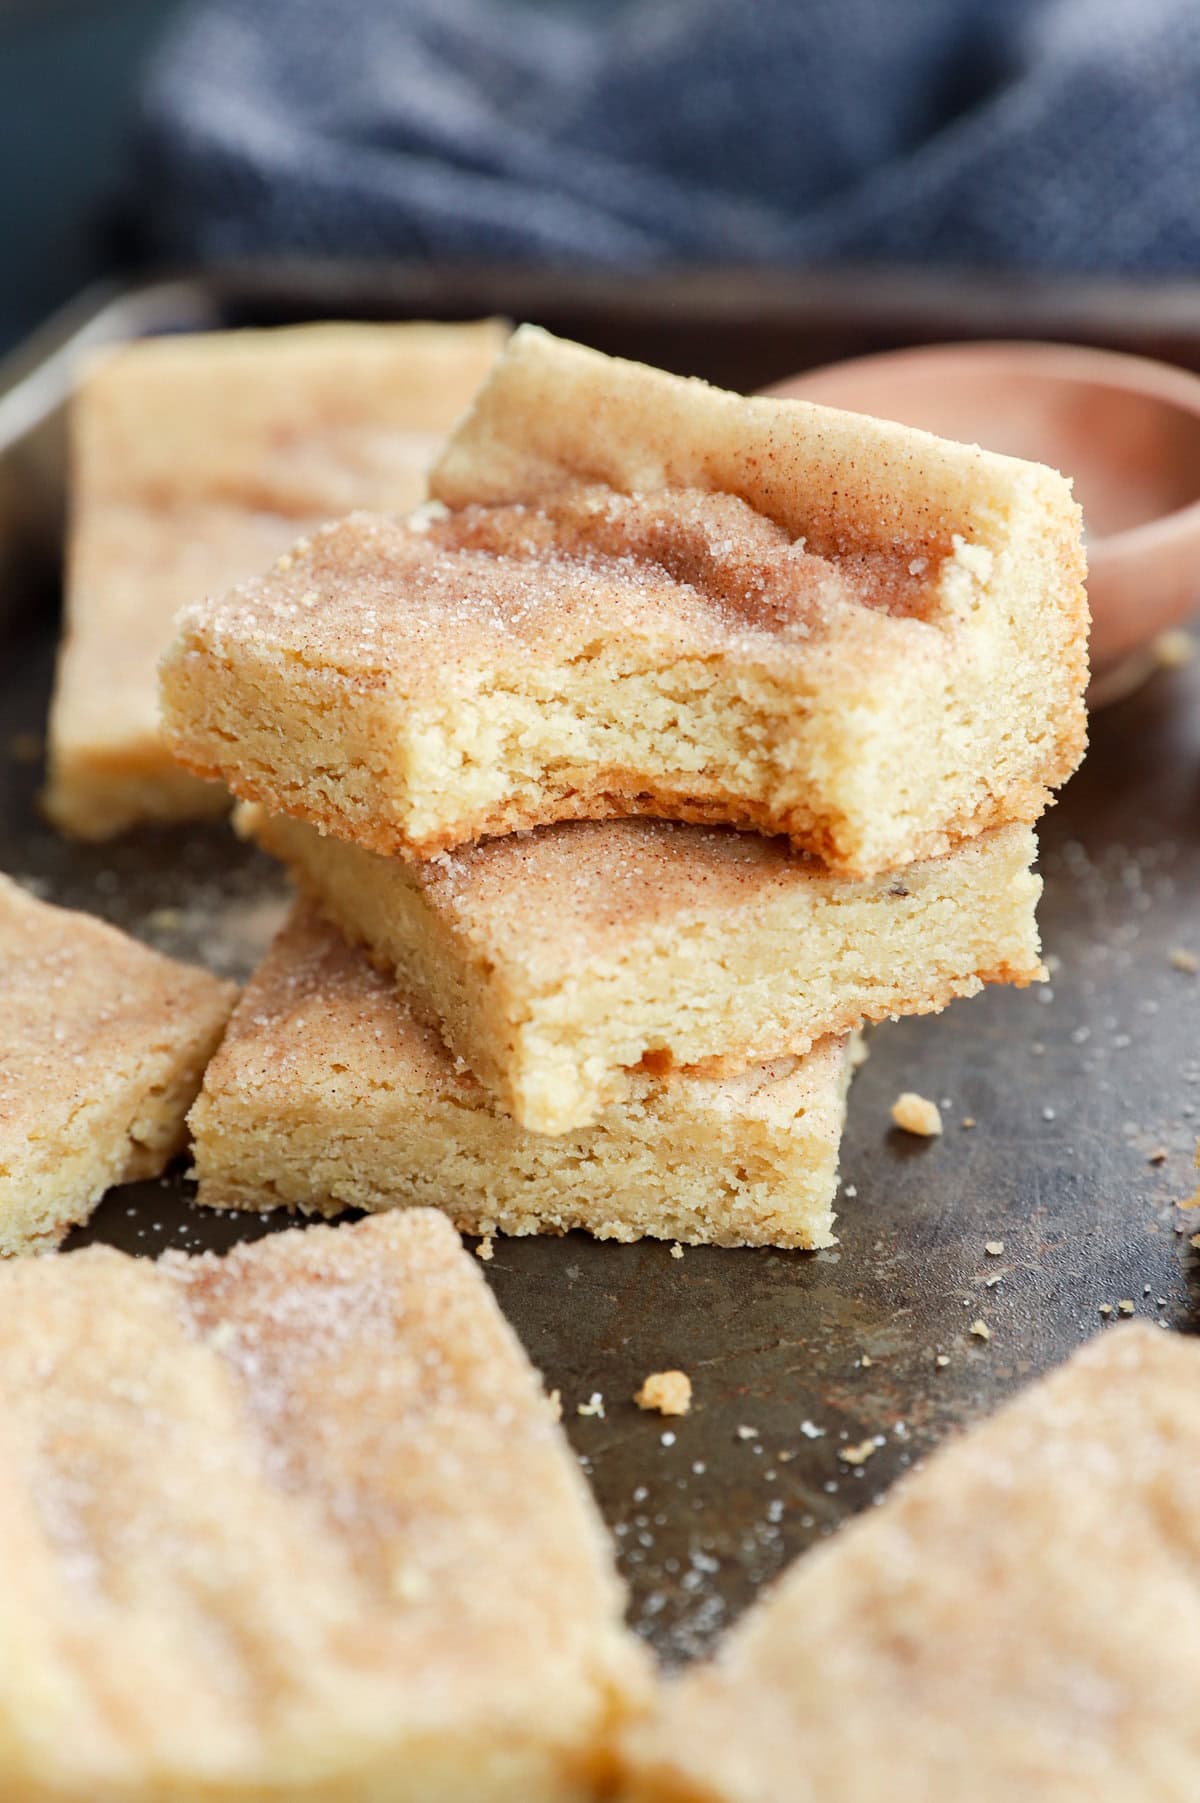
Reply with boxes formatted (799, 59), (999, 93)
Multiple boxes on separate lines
(891, 1092), (943, 1137)
(635, 1370), (692, 1417)
(838, 1438), (878, 1466)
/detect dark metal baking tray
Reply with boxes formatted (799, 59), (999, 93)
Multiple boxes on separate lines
(2, 265), (1199, 1666)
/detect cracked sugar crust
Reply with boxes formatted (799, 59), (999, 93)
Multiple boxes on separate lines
(621, 1324), (1200, 1803)
(244, 807), (1043, 1136)
(161, 327), (1088, 874)
(46, 319), (508, 840)
(166, 484), (933, 690)
(0, 1213), (647, 1799)
(410, 813), (1004, 960)
(0, 874), (236, 1256)
(189, 907), (852, 1248)
(434, 329), (1077, 560)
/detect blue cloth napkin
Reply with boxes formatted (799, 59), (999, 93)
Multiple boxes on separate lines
(138, 0), (1200, 270)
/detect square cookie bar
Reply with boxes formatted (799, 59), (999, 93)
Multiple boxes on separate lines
(0, 874), (235, 1254)
(0, 1212), (647, 1799)
(161, 326), (1087, 874)
(244, 808), (1043, 1135)
(46, 318), (507, 838)
(621, 1325), (1200, 1803)
(190, 907), (853, 1248)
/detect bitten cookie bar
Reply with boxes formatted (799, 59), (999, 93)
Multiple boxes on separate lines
(0, 1213), (647, 1800)
(161, 325), (1087, 874)
(0, 874), (235, 1255)
(190, 907), (853, 1248)
(46, 318), (507, 838)
(243, 807), (1043, 1136)
(621, 1324), (1200, 1803)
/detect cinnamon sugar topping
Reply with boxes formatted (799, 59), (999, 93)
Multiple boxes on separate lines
(182, 483), (940, 682)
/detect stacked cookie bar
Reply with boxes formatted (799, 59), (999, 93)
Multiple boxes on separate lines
(166, 327), (1087, 1248)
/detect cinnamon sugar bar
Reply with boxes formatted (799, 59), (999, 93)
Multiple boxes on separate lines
(0, 874), (235, 1254)
(0, 1212), (646, 1798)
(46, 319), (507, 838)
(242, 807), (1043, 1135)
(161, 326), (1087, 874)
(189, 907), (853, 1248)
(621, 1324), (1200, 1802)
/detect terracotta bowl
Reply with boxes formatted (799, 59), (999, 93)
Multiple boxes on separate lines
(764, 341), (1200, 684)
